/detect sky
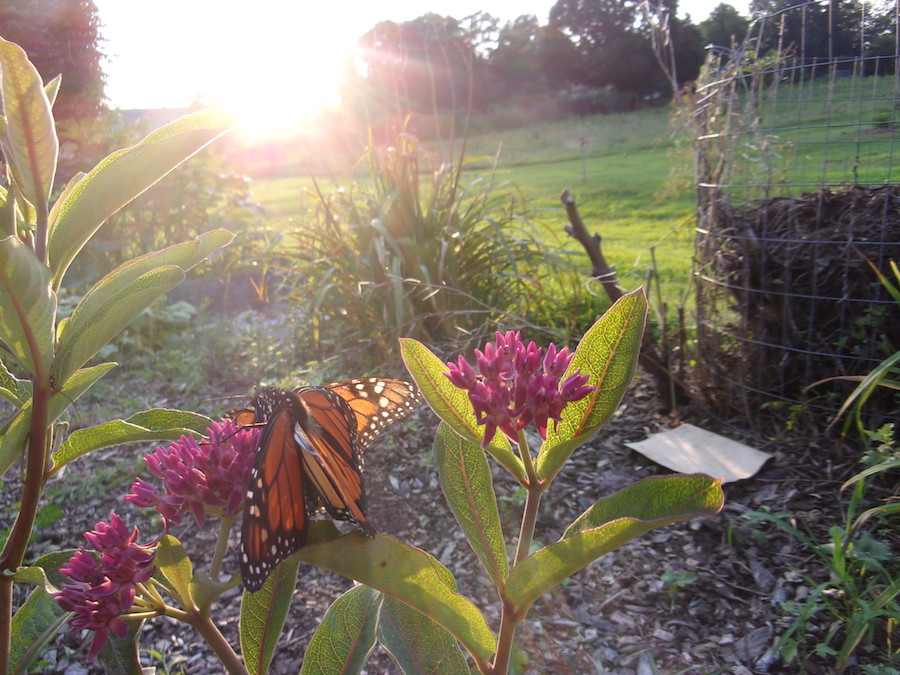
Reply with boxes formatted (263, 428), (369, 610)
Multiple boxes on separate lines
(94, 0), (735, 138)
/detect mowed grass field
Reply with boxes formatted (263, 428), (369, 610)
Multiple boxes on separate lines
(250, 106), (699, 314)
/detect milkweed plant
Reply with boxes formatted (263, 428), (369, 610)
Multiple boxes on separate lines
(0, 38), (725, 674)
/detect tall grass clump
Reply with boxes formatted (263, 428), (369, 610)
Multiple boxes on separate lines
(290, 132), (583, 371)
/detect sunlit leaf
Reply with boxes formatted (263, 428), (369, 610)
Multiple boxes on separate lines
(0, 362), (116, 477)
(156, 535), (194, 610)
(505, 474), (723, 611)
(47, 108), (237, 287)
(0, 37), (58, 209)
(301, 585), (381, 675)
(434, 422), (508, 588)
(0, 235), (56, 379)
(50, 408), (214, 473)
(0, 358), (31, 407)
(296, 530), (495, 665)
(378, 595), (470, 674)
(538, 289), (647, 483)
(400, 337), (525, 482)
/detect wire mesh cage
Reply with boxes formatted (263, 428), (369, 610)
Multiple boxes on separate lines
(692, 1), (900, 432)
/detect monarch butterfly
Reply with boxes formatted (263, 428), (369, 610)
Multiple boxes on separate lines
(237, 378), (421, 592)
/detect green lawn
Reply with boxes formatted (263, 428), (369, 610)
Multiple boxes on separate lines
(249, 107), (698, 313)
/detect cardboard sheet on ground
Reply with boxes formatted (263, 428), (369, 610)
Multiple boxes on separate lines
(625, 423), (771, 483)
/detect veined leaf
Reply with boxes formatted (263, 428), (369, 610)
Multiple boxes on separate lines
(301, 585), (382, 675)
(538, 289), (647, 483)
(505, 474), (723, 611)
(50, 408), (214, 473)
(296, 531), (496, 666)
(47, 108), (237, 288)
(155, 535), (194, 610)
(0, 362), (116, 477)
(378, 595), (470, 675)
(0, 37), (58, 210)
(240, 557), (302, 675)
(0, 235), (56, 379)
(434, 422), (508, 588)
(50, 265), (184, 386)
(0, 357), (31, 407)
(400, 337), (525, 483)
(50, 230), (233, 386)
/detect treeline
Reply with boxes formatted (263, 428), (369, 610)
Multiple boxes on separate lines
(337, 0), (896, 134)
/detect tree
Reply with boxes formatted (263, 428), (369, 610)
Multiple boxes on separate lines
(0, 0), (105, 121)
(750, 0), (862, 59)
(549, 0), (638, 52)
(699, 3), (750, 47)
(489, 15), (545, 95)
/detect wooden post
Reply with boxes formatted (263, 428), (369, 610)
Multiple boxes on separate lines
(561, 188), (691, 410)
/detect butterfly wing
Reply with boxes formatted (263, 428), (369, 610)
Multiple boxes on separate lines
(323, 378), (422, 449)
(295, 386), (372, 532)
(240, 391), (308, 592)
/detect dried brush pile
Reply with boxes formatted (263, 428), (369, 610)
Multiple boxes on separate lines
(696, 185), (900, 425)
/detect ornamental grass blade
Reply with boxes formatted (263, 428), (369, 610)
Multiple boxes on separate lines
(296, 531), (495, 666)
(50, 409), (214, 474)
(300, 585), (381, 675)
(0, 235), (56, 378)
(47, 108), (237, 288)
(0, 37), (58, 210)
(378, 595), (470, 675)
(538, 288), (647, 483)
(505, 474), (723, 612)
(434, 422), (509, 588)
(400, 337), (525, 482)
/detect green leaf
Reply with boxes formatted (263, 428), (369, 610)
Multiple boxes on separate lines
(538, 289), (647, 483)
(0, 235), (56, 378)
(51, 408), (215, 473)
(434, 422), (508, 588)
(50, 265), (184, 386)
(9, 585), (69, 675)
(505, 474), (724, 612)
(155, 535), (194, 609)
(0, 362), (116, 477)
(0, 37), (58, 209)
(240, 557), (302, 675)
(378, 595), (470, 675)
(0, 358), (31, 407)
(47, 108), (237, 287)
(301, 585), (381, 675)
(297, 531), (495, 665)
(98, 619), (145, 675)
(50, 230), (234, 385)
(400, 337), (525, 483)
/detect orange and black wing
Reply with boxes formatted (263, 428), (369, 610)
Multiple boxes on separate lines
(323, 378), (422, 449)
(240, 391), (308, 592)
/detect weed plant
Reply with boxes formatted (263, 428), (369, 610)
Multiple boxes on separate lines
(288, 132), (584, 373)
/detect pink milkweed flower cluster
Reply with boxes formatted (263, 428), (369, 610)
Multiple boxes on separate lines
(126, 419), (260, 527)
(445, 331), (595, 447)
(53, 514), (156, 659)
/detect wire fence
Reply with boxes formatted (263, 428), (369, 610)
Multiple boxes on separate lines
(691, 1), (900, 433)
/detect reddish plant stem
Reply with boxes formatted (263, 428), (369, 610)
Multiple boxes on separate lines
(0, 381), (52, 675)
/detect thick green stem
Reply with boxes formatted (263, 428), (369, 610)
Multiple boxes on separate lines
(491, 431), (545, 674)
(168, 607), (248, 675)
(210, 515), (235, 579)
(0, 382), (52, 675)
